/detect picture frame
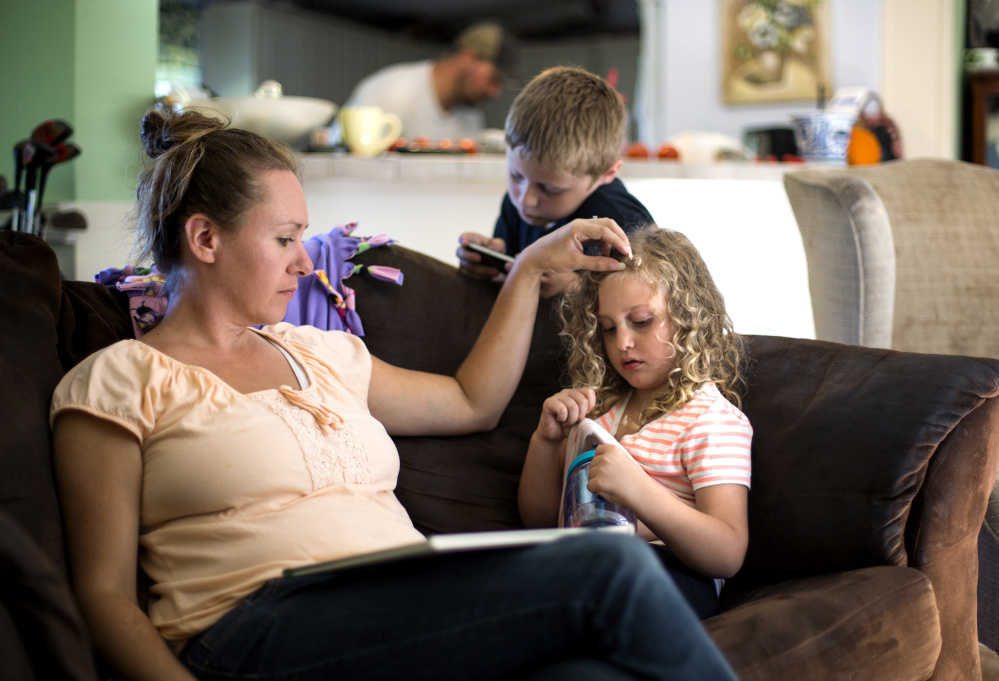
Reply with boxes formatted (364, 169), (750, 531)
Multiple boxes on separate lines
(720, 0), (833, 106)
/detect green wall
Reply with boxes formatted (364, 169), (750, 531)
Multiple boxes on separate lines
(0, 0), (157, 203)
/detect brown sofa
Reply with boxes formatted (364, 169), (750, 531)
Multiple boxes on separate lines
(3, 230), (999, 680)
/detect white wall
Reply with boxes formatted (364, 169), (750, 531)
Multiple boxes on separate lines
(655, 0), (882, 144)
(297, 172), (813, 341)
(882, 0), (960, 158)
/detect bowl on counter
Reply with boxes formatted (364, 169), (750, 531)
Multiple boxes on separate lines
(790, 111), (855, 164)
(190, 94), (337, 149)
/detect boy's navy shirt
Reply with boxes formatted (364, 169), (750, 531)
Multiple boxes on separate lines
(493, 177), (653, 257)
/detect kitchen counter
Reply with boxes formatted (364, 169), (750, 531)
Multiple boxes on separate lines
(298, 151), (805, 184)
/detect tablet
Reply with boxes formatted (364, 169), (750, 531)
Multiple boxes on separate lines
(282, 527), (625, 578)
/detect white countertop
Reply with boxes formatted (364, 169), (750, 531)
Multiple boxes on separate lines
(298, 151), (807, 184)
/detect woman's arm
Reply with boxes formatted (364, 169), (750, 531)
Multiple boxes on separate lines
(587, 442), (748, 578)
(369, 219), (630, 436)
(53, 411), (196, 681)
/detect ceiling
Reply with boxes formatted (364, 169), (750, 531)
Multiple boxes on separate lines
(163, 0), (639, 41)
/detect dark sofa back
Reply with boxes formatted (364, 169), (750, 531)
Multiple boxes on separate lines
(0, 232), (131, 679)
(0, 232), (131, 573)
(735, 336), (999, 587)
(351, 245), (564, 534)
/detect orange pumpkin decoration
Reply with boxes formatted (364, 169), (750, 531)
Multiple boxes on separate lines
(625, 142), (650, 159)
(847, 124), (881, 166)
(657, 144), (680, 160)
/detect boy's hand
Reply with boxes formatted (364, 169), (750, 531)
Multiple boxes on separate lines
(586, 443), (647, 508)
(457, 233), (509, 280)
(536, 388), (596, 442)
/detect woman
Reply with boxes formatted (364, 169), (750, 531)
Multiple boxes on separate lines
(51, 109), (737, 681)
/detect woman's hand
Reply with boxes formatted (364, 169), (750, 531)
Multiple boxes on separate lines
(536, 388), (596, 442)
(586, 442), (649, 508)
(514, 218), (632, 280)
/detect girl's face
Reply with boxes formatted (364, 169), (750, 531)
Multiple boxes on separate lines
(596, 273), (677, 397)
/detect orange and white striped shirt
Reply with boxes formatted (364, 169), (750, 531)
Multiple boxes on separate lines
(595, 382), (752, 508)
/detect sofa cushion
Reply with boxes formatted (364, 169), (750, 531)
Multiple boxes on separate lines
(732, 335), (999, 590)
(0, 232), (75, 572)
(350, 245), (563, 534)
(0, 232), (131, 573)
(0, 508), (99, 680)
(705, 566), (940, 681)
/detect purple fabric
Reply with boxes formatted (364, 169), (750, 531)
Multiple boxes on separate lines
(95, 266), (166, 338)
(93, 227), (400, 338)
(282, 227), (366, 335)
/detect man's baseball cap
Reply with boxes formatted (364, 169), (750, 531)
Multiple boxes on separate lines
(454, 22), (520, 83)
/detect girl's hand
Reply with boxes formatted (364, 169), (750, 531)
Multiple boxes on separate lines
(586, 443), (647, 508)
(536, 388), (596, 442)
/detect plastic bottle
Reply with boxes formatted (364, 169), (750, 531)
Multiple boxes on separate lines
(561, 448), (637, 529)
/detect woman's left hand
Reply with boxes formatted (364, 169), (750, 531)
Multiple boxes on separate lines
(586, 442), (648, 508)
(514, 218), (632, 278)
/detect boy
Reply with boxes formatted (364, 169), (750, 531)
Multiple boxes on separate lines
(458, 66), (653, 297)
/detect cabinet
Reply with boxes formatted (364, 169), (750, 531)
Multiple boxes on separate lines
(966, 70), (999, 167)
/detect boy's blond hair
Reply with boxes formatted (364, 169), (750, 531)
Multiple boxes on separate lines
(505, 66), (625, 179)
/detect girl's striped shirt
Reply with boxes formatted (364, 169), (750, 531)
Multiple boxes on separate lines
(595, 382), (752, 508)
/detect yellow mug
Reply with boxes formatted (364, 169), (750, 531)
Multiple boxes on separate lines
(340, 106), (402, 157)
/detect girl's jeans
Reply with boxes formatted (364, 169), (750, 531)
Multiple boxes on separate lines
(179, 532), (737, 681)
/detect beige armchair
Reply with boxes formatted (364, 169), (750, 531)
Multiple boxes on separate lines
(783, 158), (999, 356)
(784, 158), (999, 660)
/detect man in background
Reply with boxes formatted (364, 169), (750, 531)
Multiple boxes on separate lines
(342, 22), (519, 142)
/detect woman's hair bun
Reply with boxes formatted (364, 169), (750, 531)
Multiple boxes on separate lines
(140, 108), (227, 160)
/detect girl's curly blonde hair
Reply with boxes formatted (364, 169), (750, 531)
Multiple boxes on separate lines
(559, 225), (745, 426)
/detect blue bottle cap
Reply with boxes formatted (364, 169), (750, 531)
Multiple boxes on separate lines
(565, 448), (596, 481)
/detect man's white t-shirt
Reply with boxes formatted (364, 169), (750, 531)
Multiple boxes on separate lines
(343, 60), (485, 141)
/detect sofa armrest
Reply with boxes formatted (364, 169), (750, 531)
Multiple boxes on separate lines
(735, 335), (999, 681)
(907, 393), (999, 680)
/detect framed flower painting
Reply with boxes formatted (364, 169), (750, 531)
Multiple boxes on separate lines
(721, 0), (832, 105)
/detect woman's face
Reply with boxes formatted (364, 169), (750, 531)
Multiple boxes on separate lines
(214, 169), (313, 326)
(596, 273), (676, 397)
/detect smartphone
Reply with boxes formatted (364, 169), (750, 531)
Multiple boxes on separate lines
(466, 242), (515, 269)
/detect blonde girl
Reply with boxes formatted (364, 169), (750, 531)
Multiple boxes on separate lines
(518, 225), (752, 618)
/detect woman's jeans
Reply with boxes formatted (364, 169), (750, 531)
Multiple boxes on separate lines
(179, 533), (737, 681)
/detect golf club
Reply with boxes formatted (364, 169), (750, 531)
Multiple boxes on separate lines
(23, 142), (54, 235)
(30, 119), (73, 147)
(33, 142), (81, 235)
(11, 140), (33, 231)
